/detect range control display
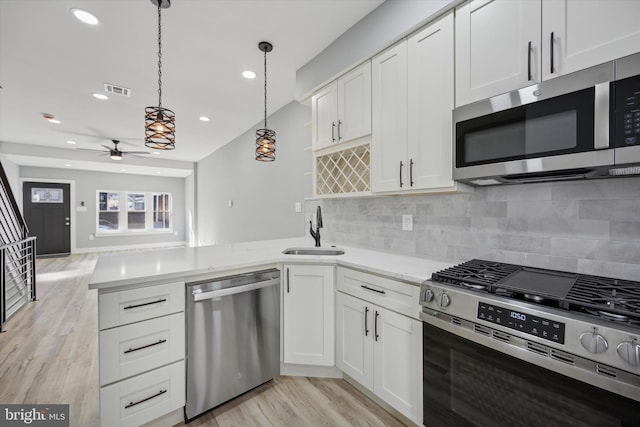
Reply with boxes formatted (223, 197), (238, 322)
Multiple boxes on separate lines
(477, 302), (566, 344)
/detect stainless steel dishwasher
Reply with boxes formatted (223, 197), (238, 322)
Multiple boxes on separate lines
(185, 268), (280, 421)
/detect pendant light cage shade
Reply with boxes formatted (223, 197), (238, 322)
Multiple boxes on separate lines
(145, 106), (176, 150)
(255, 41), (275, 162)
(255, 128), (276, 161)
(145, 0), (175, 150)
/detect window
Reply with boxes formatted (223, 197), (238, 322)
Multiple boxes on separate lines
(96, 191), (173, 235)
(127, 193), (146, 230)
(98, 191), (119, 231)
(153, 193), (171, 230)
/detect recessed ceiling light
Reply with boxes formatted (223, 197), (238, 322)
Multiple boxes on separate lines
(42, 113), (60, 124)
(156, 171), (161, 174)
(199, 116), (210, 122)
(121, 169), (127, 172)
(48, 118), (61, 124)
(71, 8), (99, 25)
(152, 152), (160, 155)
(242, 70), (256, 79)
(92, 92), (109, 100)
(66, 140), (77, 145)
(65, 164), (71, 167)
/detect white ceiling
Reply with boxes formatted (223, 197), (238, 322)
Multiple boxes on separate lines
(0, 0), (384, 172)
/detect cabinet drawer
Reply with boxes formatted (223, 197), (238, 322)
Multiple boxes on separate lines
(99, 282), (184, 330)
(336, 267), (419, 318)
(99, 312), (185, 386)
(100, 360), (185, 427)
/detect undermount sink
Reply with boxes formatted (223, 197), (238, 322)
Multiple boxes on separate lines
(282, 247), (345, 256)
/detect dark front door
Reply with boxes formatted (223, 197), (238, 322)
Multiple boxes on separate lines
(22, 182), (71, 256)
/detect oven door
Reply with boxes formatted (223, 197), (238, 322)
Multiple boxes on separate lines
(422, 322), (639, 427)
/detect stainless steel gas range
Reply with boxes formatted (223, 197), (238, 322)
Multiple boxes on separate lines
(419, 260), (640, 427)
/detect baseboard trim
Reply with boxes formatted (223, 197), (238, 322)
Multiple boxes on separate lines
(73, 241), (187, 254)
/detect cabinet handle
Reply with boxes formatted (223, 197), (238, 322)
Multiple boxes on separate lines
(527, 41), (532, 81)
(399, 161), (404, 188)
(338, 120), (342, 141)
(286, 268), (290, 293)
(124, 339), (167, 354)
(124, 389), (167, 409)
(360, 284), (385, 295)
(550, 32), (555, 74)
(364, 306), (369, 336)
(374, 310), (380, 342)
(409, 159), (414, 187)
(123, 298), (167, 310)
(331, 122), (336, 142)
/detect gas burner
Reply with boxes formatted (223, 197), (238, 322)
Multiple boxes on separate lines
(460, 282), (487, 291)
(584, 308), (630, 323)
(524, 293), (546, 302)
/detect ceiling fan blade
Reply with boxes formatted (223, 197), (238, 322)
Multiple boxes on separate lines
(101, 145), (113, 150)
(122, 151), (150, 155)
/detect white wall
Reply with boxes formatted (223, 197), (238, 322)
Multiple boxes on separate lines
(0, 156), (21, 210)
(197, 101), (312, 246)
(295, 0), (454, 100)
(20, 166), (188, 251)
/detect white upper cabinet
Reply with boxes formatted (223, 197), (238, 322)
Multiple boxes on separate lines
(371, 41), (408, 192)
(312, 61), (371, 151)
(456, 0), (640, 106)
(542, 0), (640, 80)
(455, 0), (540, 107)
(407, 12), (455, 189)
(372, 11), (455, 192)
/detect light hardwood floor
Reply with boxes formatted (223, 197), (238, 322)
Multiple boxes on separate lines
(0, 254), (407, 427)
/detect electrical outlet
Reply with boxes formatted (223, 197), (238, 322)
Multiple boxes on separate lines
(295, 202), (302, 213)
(402, 214), (413, 231)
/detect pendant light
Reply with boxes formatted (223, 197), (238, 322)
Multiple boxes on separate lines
(255, 41), (276, 162)
(145, 0), (175, 150)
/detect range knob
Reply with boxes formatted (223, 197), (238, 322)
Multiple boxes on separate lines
(436, 292), (451, 308)
(579, 329), (608, 354)
(617, 340), (640, 366)
(423, 288), (434, 303)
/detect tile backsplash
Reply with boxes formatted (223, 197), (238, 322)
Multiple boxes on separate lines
(307, 177), (640, 281)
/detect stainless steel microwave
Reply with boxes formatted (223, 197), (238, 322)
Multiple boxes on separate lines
(453, 52), (640, 186)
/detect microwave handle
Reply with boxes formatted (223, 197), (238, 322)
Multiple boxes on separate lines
(594, 82), (610, 150)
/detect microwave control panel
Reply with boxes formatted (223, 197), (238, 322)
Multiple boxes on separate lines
(615, 74), (640, 147)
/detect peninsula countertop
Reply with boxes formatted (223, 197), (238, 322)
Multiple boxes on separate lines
(88, 237), (456, 290)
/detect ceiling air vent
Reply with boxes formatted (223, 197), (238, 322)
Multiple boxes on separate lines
(104, 83), (131, 97)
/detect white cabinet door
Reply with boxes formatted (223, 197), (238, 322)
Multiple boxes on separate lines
(542, 0), (640, 80)
(283, 265), (335, 366)
(407, 11), (455, 190)
(312, 82), (339, 151)
(455, 0), (541, 106)
(373, 306), (422, 423)
(338, 61), (372, 143)
(336, 292), (374, 389)
(371, 41), (408, 192)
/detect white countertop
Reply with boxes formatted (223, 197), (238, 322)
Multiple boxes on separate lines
(89, 237), (456, 290)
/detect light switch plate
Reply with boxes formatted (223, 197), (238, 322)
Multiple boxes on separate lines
(402, 214), (413, 231)
(295, 202), (302, 213)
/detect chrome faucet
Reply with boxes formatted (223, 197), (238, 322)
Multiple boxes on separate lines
(309, 206), (322, 247)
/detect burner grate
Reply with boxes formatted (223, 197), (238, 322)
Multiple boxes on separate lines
(431, 259), (520, 288)
(566, 275), (640, 323)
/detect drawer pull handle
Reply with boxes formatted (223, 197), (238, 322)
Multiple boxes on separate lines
(124, 389), (167, 409)
(364, 306), (369, 336)
(124, 339), (167, 354)
(361, 285), (385, 295)
(123, 298), (167, 310)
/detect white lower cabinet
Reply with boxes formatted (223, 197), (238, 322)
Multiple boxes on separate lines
(283, 264), (335, 366)
(98, 282), (185, 427)
(336, 268), (422, 423)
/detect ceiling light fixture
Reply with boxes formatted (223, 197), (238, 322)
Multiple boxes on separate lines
(144, 0), (175, 151)
(66, 140), (76, 145)
(255, 41), (275, 162)
(242, 70), (256, 79)
(92, 92), (109, 100)
(71, 8), (99, 25)
(199, 116), (210, 122)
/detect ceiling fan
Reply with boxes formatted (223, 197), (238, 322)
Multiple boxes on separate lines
(99, 140), (150, 160)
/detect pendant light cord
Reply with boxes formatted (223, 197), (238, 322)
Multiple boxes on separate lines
(263, 48), (267, 128)
(157, 4), (163, 108)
